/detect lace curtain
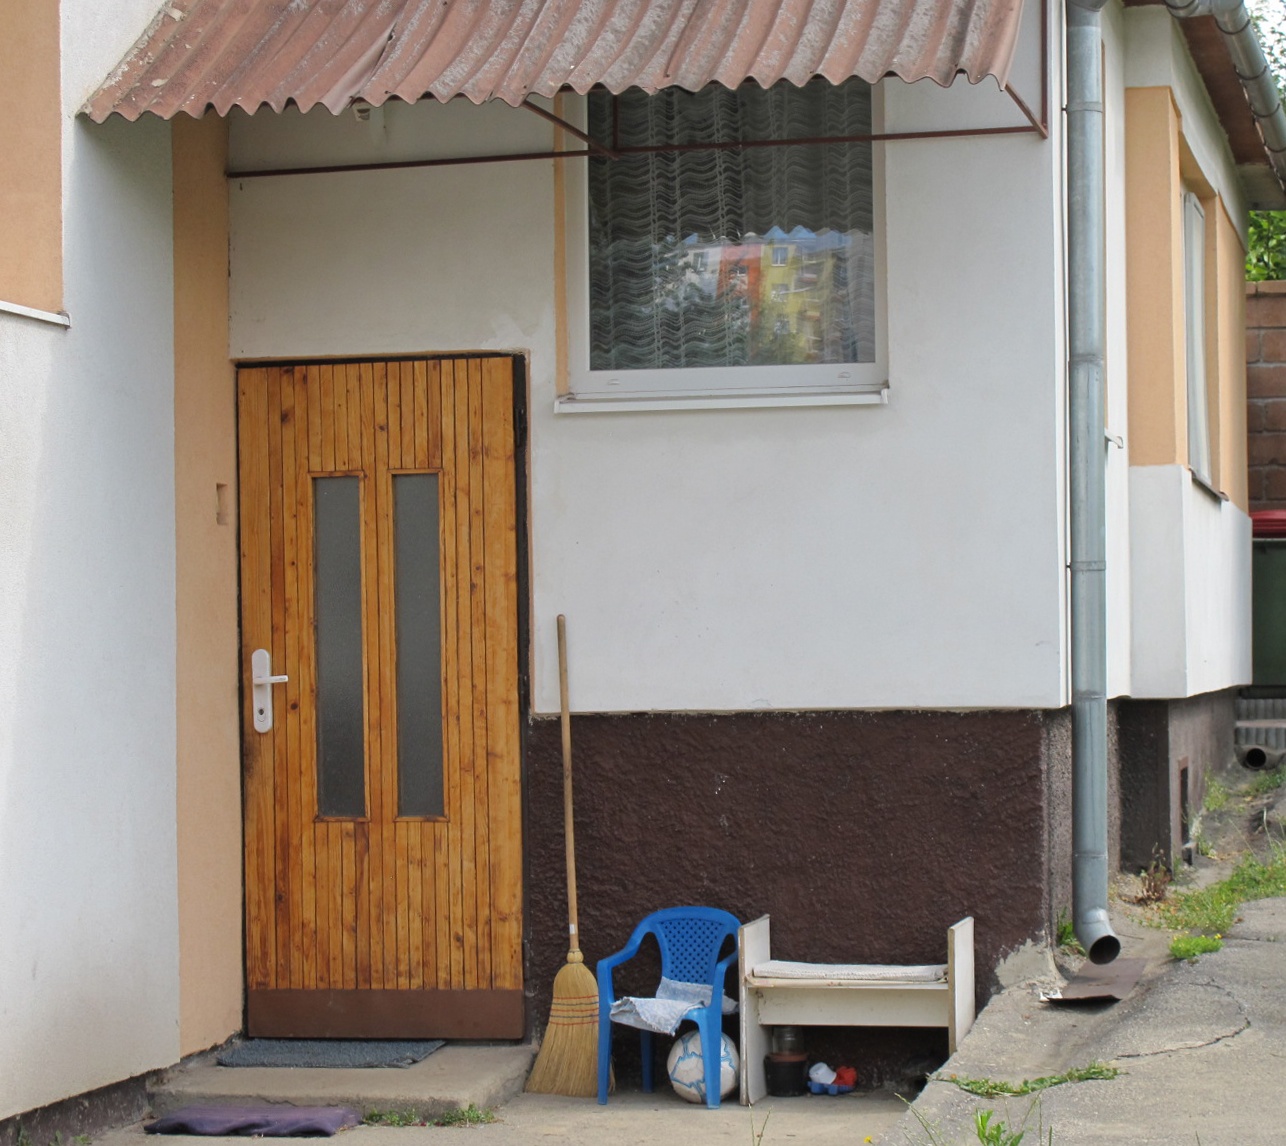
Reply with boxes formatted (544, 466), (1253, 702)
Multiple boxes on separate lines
(587, 78), (875, 372)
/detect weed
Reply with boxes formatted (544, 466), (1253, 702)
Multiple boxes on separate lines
(1161, 844), (1286, 933)
(750, 1108), (772, 1146)
(16, 1126), (30, 1146)
(974, 1108), (1032, 1146)
(1244, 769), (1285, 799)
(1170, 934), (1223, 960)
(1191, 827), (1214, 859)
(1054, 910), (1084, 956)
(1203, 778), (1230, 813)
(362, 1110), (423, 1127)
(1136, 851), (1172, 905)
(901, 1097), (1053, 1145)
(942, 1062), (1119, 1099)
(434, 1105), (495, 1128)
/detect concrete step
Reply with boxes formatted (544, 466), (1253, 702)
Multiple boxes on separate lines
(148, 1044), (536, 1121)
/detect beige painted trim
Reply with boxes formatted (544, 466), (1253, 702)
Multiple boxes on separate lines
(1214, 197), (1248, 511)
(1126, 87), (1186, 469)
(1126, 85), (1248, 511)
(173, 114), (244, 1054)
(0, 0), (62, 313)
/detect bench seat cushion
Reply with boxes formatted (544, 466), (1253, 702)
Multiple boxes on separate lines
(752, 960), (947, 983)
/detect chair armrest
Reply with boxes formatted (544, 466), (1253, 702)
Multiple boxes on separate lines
(596, 927), (649, 1006)
(715, 949), (739, 993)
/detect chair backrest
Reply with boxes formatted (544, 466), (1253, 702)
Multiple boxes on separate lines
(639, 906), (740, 986)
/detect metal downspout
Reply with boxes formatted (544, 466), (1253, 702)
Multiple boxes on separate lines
(1165, 0), (1286, 191)
(1067, 0), (1121, 964)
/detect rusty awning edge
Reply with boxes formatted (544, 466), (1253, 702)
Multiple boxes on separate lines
(83, 0), (1028, 124)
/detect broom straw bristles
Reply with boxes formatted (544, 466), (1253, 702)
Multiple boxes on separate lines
(524, 958), (605, 1097)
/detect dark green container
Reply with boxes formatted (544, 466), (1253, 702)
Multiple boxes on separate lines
(1253, 539), (1286, 686)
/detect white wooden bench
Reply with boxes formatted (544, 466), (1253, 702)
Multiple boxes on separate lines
(737, 915), (975, 1105)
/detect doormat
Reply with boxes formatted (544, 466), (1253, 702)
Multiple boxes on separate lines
(217, 1039), (445, 1069)
(145, 1105), (360, 1136)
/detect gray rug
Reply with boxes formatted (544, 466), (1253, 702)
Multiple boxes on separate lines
(217, 1039), (444, 1069)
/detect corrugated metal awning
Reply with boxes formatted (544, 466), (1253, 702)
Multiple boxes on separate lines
(85, 0), (1028, 124)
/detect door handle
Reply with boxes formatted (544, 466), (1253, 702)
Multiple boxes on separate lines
(251, 648), (289, 733)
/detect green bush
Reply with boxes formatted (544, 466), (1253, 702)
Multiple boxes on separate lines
(1247, 213), (1286, 281)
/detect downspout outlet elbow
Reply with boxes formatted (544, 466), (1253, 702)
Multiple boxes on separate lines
(1076, 906), (1122, 965)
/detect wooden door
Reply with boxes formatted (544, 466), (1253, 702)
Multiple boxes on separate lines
(238, 357), (523, 1038)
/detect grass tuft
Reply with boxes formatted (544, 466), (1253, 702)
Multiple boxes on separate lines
(1170, 934), (1223, 960)
(363, 1105), (496, 1129)
(362, 1110), (423, 1127)
(1054, 909), (1084, 956)
(435, 1105), (496, 1127)
(1203, 778), (1230, 813)
(1160, 845), (1286, 934)
(942, 1062), (1119, 1098)
(1244, 769), (1286, 799)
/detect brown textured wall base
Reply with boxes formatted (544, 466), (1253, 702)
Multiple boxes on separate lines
(524, 709), (1070, 1082)
(1119, 688), (1237, 871)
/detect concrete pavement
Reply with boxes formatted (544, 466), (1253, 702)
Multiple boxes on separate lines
(93, 898), (1286, 1145)
(104, 1071), (903, 1146)
(122, 1036), (904, 1145)
(879, 897), (1286, 1146)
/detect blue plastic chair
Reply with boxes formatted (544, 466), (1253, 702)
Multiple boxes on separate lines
(596, 906), (741, 1108)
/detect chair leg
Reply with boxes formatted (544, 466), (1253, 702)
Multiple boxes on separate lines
(700, 1015), (721, 1110)
(597, 1014), (613, 1105)
(640, 1030), (655, 1093)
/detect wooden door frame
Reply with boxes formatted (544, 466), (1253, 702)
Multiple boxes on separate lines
(233, 353), (532, 1039)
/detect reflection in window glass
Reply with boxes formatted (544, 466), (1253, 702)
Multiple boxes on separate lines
(394, 474), (444, 818)
(587, 78), (875, 371)
(314, 477), (366, 819)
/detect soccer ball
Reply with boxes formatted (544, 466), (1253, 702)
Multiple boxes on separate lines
(665, 1030), (739, 1103)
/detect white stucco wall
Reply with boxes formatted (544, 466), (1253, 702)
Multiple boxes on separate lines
(1130, 465), (1252, 697)
(0, 0), (179, 1119)
(1104, 0), (1134, 700)
(229, 1), (1070, 714)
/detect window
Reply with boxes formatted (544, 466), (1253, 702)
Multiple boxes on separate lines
(563, 78), (885, 408)
(1183, 190), (1212, 484)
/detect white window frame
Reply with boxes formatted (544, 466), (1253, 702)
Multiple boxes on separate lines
(558, 87), (888, 413)
(1182, 190), (1212, 486)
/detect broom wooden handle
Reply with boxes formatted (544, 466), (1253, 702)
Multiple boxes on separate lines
(557, 615), (583, 963)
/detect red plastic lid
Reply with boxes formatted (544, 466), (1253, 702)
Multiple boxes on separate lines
(1253, 510), (1286, 538)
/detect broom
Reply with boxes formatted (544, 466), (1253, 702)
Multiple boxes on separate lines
(525, 614), (607, 1096)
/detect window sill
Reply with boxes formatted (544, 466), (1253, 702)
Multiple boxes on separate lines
(554, 384), (889, 414)
(0, 298), (70, 328)
(1189, 467), (1228, 503)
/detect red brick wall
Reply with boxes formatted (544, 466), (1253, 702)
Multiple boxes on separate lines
(1247, 281), (1286, 510)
